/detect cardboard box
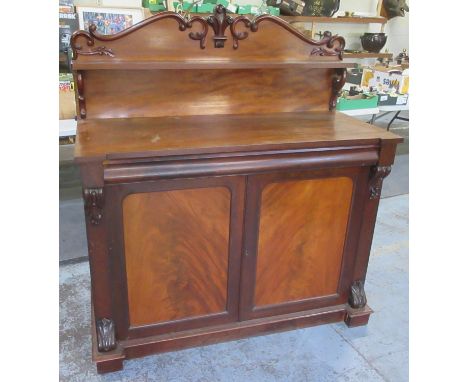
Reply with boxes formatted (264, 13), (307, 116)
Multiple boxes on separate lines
(268, 6), (280, 15)
(336, 94), (378, 111)
(237, 5), (259, 14)
(59, 73), (76, 120)
(361, 67), (409, 95)
(196, 3), (215, 12)
(377, 93), (408, 106)
(172, 1), (192, 11)
(346, 69), (363, 86)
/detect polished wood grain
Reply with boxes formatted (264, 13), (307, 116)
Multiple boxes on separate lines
(254, 177), (353, 307)
(75, 112), (402, 161)
(123, 187), (231, 326)
(71, 12), (345, 68)
(74, 4), (402, 372)
(82, 68), (331, 120)
(72, 60), (354, 70)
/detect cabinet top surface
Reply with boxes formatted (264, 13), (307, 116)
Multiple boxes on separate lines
(75, 112), (402, 162)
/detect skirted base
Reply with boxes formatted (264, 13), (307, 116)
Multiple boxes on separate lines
(92, 303), (373, 373)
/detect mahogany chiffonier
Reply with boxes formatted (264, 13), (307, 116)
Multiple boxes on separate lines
(71, 5), (402, 373)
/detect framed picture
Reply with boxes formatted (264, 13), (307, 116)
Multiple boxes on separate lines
(77, 7), (144, 35)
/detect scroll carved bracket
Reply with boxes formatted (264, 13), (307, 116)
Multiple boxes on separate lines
(76, 71), (86, 119)
(349, 280), (367, 309)
(207, 4), (234, 48)
(83, 188), (104, 225)
(369, 165), (392, 200)
(329, 68), (347, 111)
(71, 30), (115, 60)
(96, 318), (116, 352)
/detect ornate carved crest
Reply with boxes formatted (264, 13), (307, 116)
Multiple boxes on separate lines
(369, 165), (392, 199)
(349, 280), (367, 309)
(96, 318), (116, 352)
(207, 4), (234, 48)
(71, 5), (345, 56)
(83, 188), (104, 225)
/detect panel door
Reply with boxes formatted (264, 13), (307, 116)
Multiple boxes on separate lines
(106, 176), (245, 340)
(240, 167), (368, 320)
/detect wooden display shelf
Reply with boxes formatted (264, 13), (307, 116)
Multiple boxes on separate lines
(281, 15), (387, 24)
(343, 52), (392, 59)
(164, 13), (386, 24)
(72, 60), (355, 70)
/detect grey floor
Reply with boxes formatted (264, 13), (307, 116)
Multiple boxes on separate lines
(59, 111), (409, 380)
(59, 194), (408, 382)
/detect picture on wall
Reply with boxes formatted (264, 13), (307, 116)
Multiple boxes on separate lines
(77, 7), (144, 35)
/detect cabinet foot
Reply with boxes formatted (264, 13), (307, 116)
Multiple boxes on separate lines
(344, 304), (373, 328)
(91, 307), (125, 374)
(96, 357), (124, 374)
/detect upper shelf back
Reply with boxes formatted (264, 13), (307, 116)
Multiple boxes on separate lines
(71, 5), (346, 69)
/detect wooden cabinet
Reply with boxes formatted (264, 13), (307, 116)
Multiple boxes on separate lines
(72, 5), (402, 373)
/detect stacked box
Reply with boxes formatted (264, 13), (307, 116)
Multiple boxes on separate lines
(148, 0), (167, 11)
(336, 94), (378, 111)
(268, 6), (280, 15)
(377, 93), (408, 106)
(197, 3), (215, 12)
(237, 5), (259, 14)
(172, 1), (192, 10)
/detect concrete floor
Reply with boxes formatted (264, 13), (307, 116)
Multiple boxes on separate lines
(59, 194), (408, 382)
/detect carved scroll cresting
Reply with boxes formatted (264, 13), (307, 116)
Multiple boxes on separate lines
(70, 30), (115, 60)
(349, 280), (367, 309)
(96, 318), (116, 352)
(369, 165), (392, 199)
(71, 5), (345, 54)
(83, 188), (104, 225)
(230, 16), (344, 55)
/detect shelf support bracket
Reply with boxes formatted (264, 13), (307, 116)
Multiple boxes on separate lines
(329, 67), (347, 111)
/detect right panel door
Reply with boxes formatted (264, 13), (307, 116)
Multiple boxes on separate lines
(240, 167), (367, 320)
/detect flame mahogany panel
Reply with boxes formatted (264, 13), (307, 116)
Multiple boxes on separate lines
(83, 68), (332, 119)
(255, 177), (353, 307)
(123, 187), (231, 326)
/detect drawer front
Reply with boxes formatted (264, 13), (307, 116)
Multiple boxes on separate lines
(106, 176), (245, 340)
(240, 167), (369, 320)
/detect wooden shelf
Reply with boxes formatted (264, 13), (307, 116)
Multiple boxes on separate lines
(281, 16), (387, 24)
(72, 60), (355, 70)
(343, 52), (392, 59)
(161, 13), (387, 24)
(75, 112), (401, 161)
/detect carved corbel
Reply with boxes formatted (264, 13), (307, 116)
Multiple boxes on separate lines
(96, 318), (116, 352)
(369, 165), (392, 199)
(349, 280), (367, 309)
(76, 71), (86, 119)
(83, 188), (104, 225)
(329, 67), (347, 111)
(207, 4), (234, 48)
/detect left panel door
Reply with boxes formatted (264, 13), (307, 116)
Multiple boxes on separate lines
(105, 175), (245, 340)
